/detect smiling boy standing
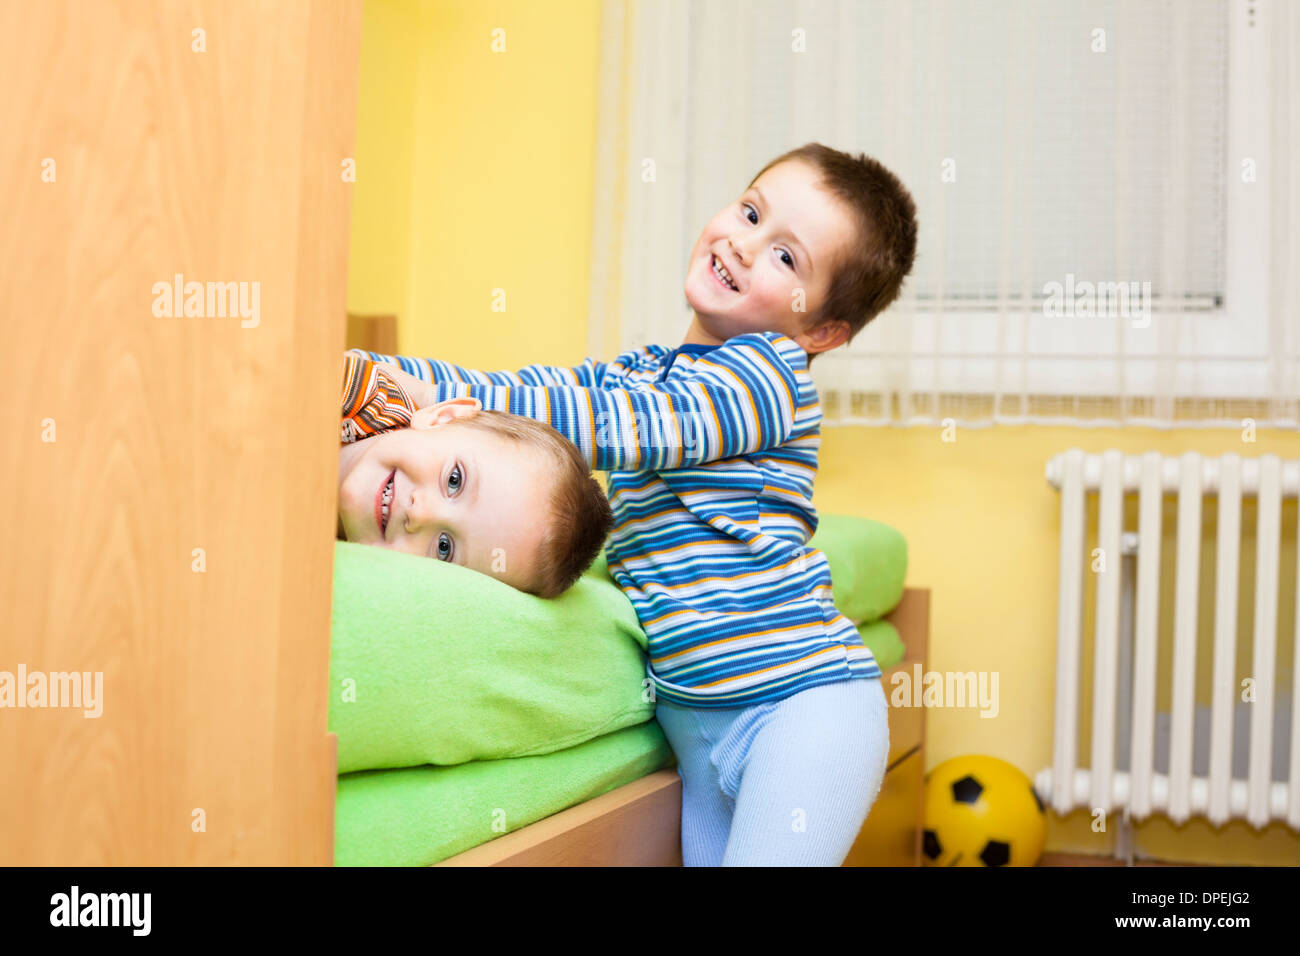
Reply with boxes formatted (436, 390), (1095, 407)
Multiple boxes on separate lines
(365, 143), (918, 865)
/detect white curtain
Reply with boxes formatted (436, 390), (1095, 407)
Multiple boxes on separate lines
(588, 0), (1300, 429)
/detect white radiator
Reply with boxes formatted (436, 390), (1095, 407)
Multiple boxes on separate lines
(1036, 449), (1300, 831)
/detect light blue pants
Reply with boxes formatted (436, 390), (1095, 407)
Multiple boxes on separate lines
(653, 677), (890, 866)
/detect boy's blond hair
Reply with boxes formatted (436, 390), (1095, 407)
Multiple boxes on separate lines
(444, 411), (612, 598)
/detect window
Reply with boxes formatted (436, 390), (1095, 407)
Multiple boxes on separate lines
(588, 0), (1299, 427)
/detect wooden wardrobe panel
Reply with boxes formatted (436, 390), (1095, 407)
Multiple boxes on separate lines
(0, 0), (361, 864)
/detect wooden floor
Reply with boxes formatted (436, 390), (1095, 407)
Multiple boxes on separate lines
(1039, 852), (1204, 867)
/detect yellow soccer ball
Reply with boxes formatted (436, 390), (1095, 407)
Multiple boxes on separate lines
(922, 755), (1047, 866)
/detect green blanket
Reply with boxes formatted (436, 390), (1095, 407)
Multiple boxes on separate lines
(858, 618), (905, 671)
(335, 719), (676, 866)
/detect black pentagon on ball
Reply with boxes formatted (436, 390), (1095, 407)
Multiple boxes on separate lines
(980, 841), (1011, 866)
(950, 774), (984, 805)
(1030, 783), (1045, 814)
(922, 829), (943, 860)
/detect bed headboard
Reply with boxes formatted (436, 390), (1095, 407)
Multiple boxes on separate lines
(346, 313), (398, 354)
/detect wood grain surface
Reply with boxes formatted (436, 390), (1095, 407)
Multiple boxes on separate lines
(0, 0), (361, 864)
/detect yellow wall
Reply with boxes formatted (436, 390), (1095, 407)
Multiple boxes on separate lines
(818, 425), (1300, 866)
(348, 0), (597, 370)
(347, 0), (418, 319)
(349, 0), (1300, 865)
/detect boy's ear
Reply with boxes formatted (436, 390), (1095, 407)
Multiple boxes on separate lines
(796, 319), (851, 356)
(411, 397), (483, 430)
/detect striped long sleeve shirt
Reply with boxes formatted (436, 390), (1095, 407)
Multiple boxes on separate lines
(352, 332), (880, 708)
(340, 350), (414, 443)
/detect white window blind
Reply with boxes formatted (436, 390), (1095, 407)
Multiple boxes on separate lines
(898, 0), (1226, 307)
(587, 0), (1300, 428)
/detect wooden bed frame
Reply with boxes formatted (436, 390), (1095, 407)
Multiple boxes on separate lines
(437, 588), (931, 867)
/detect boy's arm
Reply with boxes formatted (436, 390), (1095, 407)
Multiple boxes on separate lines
(349, 348), (609, 390)
(339, 351), (418, 443)
(410, 334), (803, 472)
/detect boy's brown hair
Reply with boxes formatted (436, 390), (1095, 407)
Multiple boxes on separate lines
(446, 410), (612, 598)
(748, 142), (918, 360)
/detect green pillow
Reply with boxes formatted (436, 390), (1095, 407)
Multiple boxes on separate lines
(329, 514), (907, 775)
(808, 514), (908, 623)
(329, 542), (654, 774)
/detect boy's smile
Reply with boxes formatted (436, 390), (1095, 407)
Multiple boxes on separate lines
(337, 405), (552, 593)
(683, 158), (857, 352)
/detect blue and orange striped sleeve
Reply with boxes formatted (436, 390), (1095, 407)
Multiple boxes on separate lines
(354, 333), (804, 472)
(340, 351), (417, 444)
(348, 348), (610, 390)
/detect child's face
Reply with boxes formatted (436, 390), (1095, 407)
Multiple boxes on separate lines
(683, 159), (857, 348)
(337, 401), (553, 593)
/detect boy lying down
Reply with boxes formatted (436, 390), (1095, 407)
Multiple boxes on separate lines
(335, 351), (612, 597)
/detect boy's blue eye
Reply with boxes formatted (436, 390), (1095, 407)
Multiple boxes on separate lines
(436, 532), (453, 561)
(448, 463), (462, 493)
(741, 202), (796, 270)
